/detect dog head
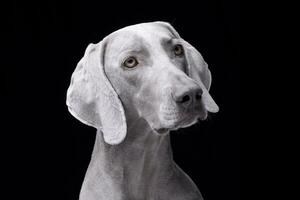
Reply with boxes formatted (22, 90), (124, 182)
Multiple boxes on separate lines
(67, 22), (219, 144)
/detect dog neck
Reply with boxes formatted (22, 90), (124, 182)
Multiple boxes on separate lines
(82, 117), (175, 199)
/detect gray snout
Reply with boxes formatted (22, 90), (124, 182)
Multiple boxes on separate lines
(173, 85), (203, 109)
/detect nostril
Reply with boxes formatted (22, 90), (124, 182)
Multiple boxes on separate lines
(195, 88), (203, 101)
(179, 95), (191, 104)
(195, 93), (202, 100)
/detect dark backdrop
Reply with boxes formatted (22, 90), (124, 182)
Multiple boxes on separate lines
(4, 1), (239, 200)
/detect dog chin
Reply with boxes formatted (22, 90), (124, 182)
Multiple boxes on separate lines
(153, 115), (201, 135)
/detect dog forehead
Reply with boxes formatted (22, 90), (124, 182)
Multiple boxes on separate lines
(114, 22), (174, 39)
(108, 31), (149, 52)
(106, 23), (174, 53)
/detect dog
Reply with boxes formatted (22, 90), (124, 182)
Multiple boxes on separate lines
(67, 21), (219, 200)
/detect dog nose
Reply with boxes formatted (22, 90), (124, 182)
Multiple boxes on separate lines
(174, 87), (203, 108)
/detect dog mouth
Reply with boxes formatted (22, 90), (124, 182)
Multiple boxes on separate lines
(172, 114), (199, 129)
(152, 103), (208, 134)
(154, 113), (202, 134)
(155, 128), (169, 134)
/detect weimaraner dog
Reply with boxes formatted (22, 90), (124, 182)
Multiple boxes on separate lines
(67, 21), (219, 200)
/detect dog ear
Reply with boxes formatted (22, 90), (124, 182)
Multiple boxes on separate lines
(66, 41), (127, 145)
(183, 41), (219, 113)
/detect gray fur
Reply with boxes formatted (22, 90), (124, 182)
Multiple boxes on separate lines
(67, 21), (218, 200)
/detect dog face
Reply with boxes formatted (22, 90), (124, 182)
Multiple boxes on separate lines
(67, 22), (218, 144)
(104, 23), (217, 134)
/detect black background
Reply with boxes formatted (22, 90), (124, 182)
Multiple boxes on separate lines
(4, 1), (239, 200)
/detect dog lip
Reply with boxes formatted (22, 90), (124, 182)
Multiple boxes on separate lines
(177, 115), (194, 126)
(154, 114), (199, 134)
(154, 128), (169, 134)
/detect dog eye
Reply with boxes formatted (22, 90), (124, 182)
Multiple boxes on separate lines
(123, 57), (138, 68)
(174, 44), (184, 56)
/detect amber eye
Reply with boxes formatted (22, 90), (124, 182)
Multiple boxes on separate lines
(123, 57), (138, 68)
(174, 44), (184, 56)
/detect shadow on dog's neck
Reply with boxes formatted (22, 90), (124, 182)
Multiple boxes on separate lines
(85, 115), (175, 197)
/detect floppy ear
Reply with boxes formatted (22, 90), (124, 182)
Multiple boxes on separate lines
(183, 40), (219, 113)
(66, 41), (127, 145)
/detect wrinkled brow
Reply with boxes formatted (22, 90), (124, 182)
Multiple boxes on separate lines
(114, 34), (151, 55)
(160, 36), (178, 44)
(120, 40), (149, 53)
(118, 36), (151, 60)
(159, 36), (183, 51)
